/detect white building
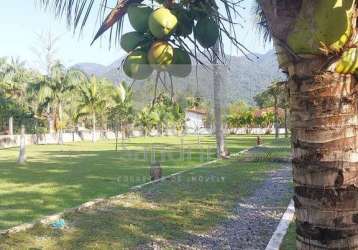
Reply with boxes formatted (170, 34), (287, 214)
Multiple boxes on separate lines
(185, 108), (208, 134)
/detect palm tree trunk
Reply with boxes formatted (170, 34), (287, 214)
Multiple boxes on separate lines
(284, 106), (288, 138)
(8, 116), (13, 135)
(259, 1), (358, 248)
(115, 121), (119, 151)
(291, 69), (358, 249)
(58, 103), (64, 145)
(92, 113), (96, 143)
(47, 105), (54, 134)
(212, 44), (225, 159)
(274, 95), (279, 139)
(17, 124), (26, 164)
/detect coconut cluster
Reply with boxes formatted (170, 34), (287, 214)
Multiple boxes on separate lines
(121, 2), (220, 80)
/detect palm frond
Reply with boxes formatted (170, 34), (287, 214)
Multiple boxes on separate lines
(253, 0), (272, 42)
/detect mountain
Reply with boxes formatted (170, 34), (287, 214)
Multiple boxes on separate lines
(72, 50), (285, 106)
(71, 62), (109, 76)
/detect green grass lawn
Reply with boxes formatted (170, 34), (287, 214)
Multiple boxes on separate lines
(281, 222), (296, 250)
(0, 136), (291, 249)
(0, 135), (280, 230)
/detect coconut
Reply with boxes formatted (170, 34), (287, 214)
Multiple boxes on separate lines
(335, 48), (358, 74)
(148, 41), (174, 70)
(120, 32), (149, 53)
(194, 17), (219, 48)
(127, 4), (153, 33)
(123, 50), (153, 80)
(174, 8), (194, 37)
(288, 0), (355, 54)
(148, 8), (178, 39)
(169, 48), (192, 77)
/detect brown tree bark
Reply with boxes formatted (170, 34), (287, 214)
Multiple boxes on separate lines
(274, 93), (279, 139)
(259, 1), (358, 249)
(290, 59), (358, 249)
(213, 42), (226, 159)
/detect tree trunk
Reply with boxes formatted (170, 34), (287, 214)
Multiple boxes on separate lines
(259, 1), (358, 248)
(274, 95), (279, 139)
(284, 106), (288, 138)
(290, 66), (358, 249)
(92, 113), (96, 143)
(17, 125), (26, 164)
(58, 103), (64, 145)
(115, 121), (119, 151)
(47, 105), (54, 134)
(8, 116), (13, 136)
(212, 44), (225, 159)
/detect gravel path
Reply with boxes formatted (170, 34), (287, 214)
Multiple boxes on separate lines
(177, 158), (293, 249)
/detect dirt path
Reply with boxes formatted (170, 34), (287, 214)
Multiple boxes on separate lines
(175, 159), (293, 249)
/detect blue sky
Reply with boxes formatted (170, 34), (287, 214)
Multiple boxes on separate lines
(0, 0), (271, 69)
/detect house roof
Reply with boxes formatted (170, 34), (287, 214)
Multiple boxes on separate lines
(186, 108), (207, 115)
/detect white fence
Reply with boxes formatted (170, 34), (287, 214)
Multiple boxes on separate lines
(0, 131), (117, 149)
(0, 128), (288, 149)
(227, 128), (287, 135)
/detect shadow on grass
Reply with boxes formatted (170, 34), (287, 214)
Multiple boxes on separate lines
(0, 136), (261, 230)
(0, 152), (290, 249)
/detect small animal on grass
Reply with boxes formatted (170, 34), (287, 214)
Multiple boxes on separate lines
(150, 161), (162, 181)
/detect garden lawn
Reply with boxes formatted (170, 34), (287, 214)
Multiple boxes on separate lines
(0, 137), (291, 249)
(0, 135), (274, 230)
(281, 222), (296, 250)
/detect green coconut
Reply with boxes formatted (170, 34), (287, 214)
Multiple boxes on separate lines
(127, 4), (153, 33)
(148, 41), (174, 70)
(148, 7), (178, 39)
(173, 7), (194, 37)
(169, 48), (192, 77)
(123, 50), (153, 80)
(120, 32), (149, 53)
(288, 0), (355, 54)
(194, 17), (219, 48)
(335, 48), (358, 74)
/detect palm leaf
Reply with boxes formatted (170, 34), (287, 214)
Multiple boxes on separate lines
(253, 0), (272, 42)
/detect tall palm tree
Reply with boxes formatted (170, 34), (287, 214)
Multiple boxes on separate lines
(0, 58), (33, 163)
(31, 62), (86, 144)
(77, 76), (108, 143)
(0, 58), (15, 135)
(254, 0), (358, 248)
(136, 107), (158, 137)
(109, 82), (135, 149)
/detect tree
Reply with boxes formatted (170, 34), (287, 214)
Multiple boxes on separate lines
(31, 31), (61, 133)
(0, 58), (34, 163)
(0, 57), (16, 135)
(109, 82), (135, 149)
(256, 0), (358, 248)
(136, 107), (157, 137)
(254, 81), (287, 139)
(151, 94), (176, 136)
(31, 62), (86, 144)
(77, 76), (108, 143)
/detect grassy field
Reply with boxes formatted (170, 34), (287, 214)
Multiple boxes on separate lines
(0, 135), (277, 230)
(281, 222), (296, 250)
(0, 136), (291, 249)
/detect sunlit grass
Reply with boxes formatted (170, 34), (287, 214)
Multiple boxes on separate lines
(280, 221), (296, 250)
(0, 136), (291, 249)
(0, 135), (286, 230)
